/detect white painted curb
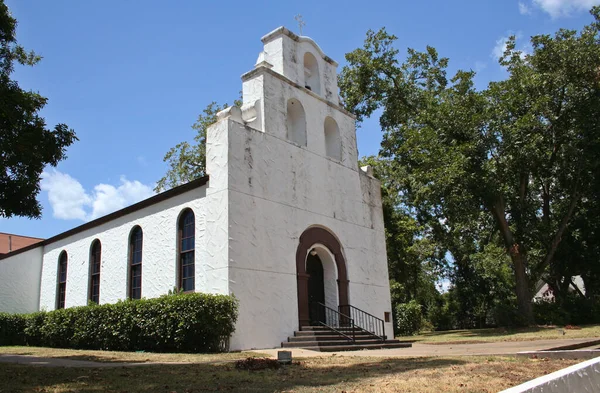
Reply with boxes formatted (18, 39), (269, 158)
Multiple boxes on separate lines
(499, 356), (600, 393)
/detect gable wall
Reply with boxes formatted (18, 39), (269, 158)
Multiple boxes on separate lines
(223, 91), (392, 349)
(0, 246), (43, 313)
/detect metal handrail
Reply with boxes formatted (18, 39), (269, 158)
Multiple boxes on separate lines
(309, 302), (356, 342)
(338, 304), (386, 341)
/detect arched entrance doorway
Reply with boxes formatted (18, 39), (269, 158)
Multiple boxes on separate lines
(296, 227), (349, 327)
(306, 253), (325, 323)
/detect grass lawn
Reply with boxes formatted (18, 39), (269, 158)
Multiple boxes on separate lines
(0, 346), (267, 363)
(0, 355), (578, 393)
(399, 324), (600, 344)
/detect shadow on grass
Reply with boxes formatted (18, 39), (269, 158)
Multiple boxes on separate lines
(0, 352), (149, 364)
(416, 326), (560, 341)
(0, 356), (468, 392)
(0, 347), (267, 365)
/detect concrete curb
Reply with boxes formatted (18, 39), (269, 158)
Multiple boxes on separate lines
(500, 356), (600, 393)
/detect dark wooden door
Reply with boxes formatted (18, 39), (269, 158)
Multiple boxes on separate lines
(306, 254), (325, 323)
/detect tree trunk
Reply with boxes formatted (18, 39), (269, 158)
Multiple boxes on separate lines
(510, 251), (534, 325)
(489, 197), (534, 325)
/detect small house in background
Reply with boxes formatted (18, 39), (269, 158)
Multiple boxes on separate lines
(0, 27), (395, 351)
(533, 276), (586, 302)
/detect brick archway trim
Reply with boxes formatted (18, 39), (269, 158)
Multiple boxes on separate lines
(296, 227), (348, 327)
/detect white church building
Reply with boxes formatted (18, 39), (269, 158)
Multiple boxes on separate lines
(0, 27), (394, 351)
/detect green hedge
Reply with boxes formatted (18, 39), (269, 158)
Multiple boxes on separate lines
(395, 300), (423, 336)
(533, 294), (600, 326)
(0, 292), (238, 353)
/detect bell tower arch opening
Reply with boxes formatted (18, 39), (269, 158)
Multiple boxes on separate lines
(324, 116), (341, 160)
(303, 52), (321, 95)
(286, 98), (307, 146)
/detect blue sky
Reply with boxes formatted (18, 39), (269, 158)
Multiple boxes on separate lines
(3, 0), (599, 239)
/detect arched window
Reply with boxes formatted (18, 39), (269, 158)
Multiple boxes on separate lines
(303, 52), (321, 95)
(178, 209), (195, 292)
(324, 117), (342, 160)
(89, 240), (101, 304)
(56, 251), (68, 309)
(129, 226), (143, 300)
(286, 98), (307, 146)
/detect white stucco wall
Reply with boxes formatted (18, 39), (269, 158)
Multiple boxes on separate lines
(500, 356), (600, 393)
(224, 119), (392, 349)
(39, 186), (208, 310)
(0, 246), (43, 313)
(204, 118), (231, 296)
(221, 30), (393, 349)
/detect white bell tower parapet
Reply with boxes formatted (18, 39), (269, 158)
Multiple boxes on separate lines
(239, 26), (358, 168)
(258, 27), (339, 104)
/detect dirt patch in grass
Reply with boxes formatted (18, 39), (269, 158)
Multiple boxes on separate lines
(400, 324), (600, 344)
(0, 346), (267, 364)
(0, 355), (578, 392)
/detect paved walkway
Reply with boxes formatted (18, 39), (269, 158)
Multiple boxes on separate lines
(253, 338), (600, 358)
(0, 354), (141, 368)
(1, 338), (598, 367)
(0, 355), (232, 368)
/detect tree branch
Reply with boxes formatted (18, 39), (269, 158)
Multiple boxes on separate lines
(535, 183), (581, 274)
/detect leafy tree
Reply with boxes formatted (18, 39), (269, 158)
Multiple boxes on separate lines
(361, 155), (444, 333)
(156, 102), (225, 192)
(361, 156), (443, 304)
(0, 1), (76, 218)
(156, 99), (241, 192)
(549, 185), (600, 301)
(340, 8), (600, 324)
(451, 243), (516, 328)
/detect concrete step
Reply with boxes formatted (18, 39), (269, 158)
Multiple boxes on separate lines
(300, 326), (359, 331)
(296, 342), (412, 352)
(294, 330), (376, 337)
(282, 338), (397, 348)
(288, 335), (377, 342)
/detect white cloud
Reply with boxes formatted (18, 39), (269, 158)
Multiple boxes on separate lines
(491, 33), (529, 61)
(492, 36), (511, 60)
(475, 61), (487, 72)
(41, 169), (154, 222)
(533, 0), (600, 18)
(41, 170), (91, 220)
(519, 2), (532, 14)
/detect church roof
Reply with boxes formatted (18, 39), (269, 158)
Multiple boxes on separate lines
(0, 175), (209, 260)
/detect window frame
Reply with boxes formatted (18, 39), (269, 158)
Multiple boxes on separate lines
(178, 209), (195, 292)
(128, 226), (143, 300)
(56, 251), (68, 309)
(88, 239), (101, 304)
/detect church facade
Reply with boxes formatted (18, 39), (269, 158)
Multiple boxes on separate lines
(0, 27), (393, 350)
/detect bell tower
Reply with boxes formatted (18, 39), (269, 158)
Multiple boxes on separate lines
(204, 27), (393, 351)
(237, 27), (358, 166)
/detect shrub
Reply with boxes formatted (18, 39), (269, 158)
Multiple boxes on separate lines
(533, 299), (570, 325)
(533, 294), (600, 326)
(0, 312), (26, 346)
(0, 292), (238, 353)
(492, 300), (527, 327)
(428, 301), (457, 331)
(23, 312), (46, 346)
(395, 300), (423, 336)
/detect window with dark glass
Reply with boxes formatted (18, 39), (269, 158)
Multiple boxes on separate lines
(89, 240), (101, 304)
(178, 209), (195, 292)
(129, 226), (143, 299)
(57, 251), (68, 309)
